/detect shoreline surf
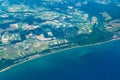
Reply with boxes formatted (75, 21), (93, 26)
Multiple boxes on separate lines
(0, 38), (120, 73)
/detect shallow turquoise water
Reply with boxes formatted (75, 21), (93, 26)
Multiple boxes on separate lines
(0, 40), (120, 80)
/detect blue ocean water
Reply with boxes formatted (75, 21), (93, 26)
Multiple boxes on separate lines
(0, 40), (120, 80)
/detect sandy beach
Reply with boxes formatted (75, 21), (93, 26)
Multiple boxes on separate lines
(0, 38), (119, 73)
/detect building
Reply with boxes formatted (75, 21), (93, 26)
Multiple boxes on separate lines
(1, 32), (21, 44)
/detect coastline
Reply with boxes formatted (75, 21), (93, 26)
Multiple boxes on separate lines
(0, 38), (119, 73)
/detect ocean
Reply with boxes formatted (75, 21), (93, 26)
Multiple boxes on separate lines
(0, 40), (120, 80)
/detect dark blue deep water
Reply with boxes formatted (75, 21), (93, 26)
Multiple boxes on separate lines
(0, 40), (120, 80)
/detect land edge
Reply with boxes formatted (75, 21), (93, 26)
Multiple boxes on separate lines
(0, 38), (119, 73)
